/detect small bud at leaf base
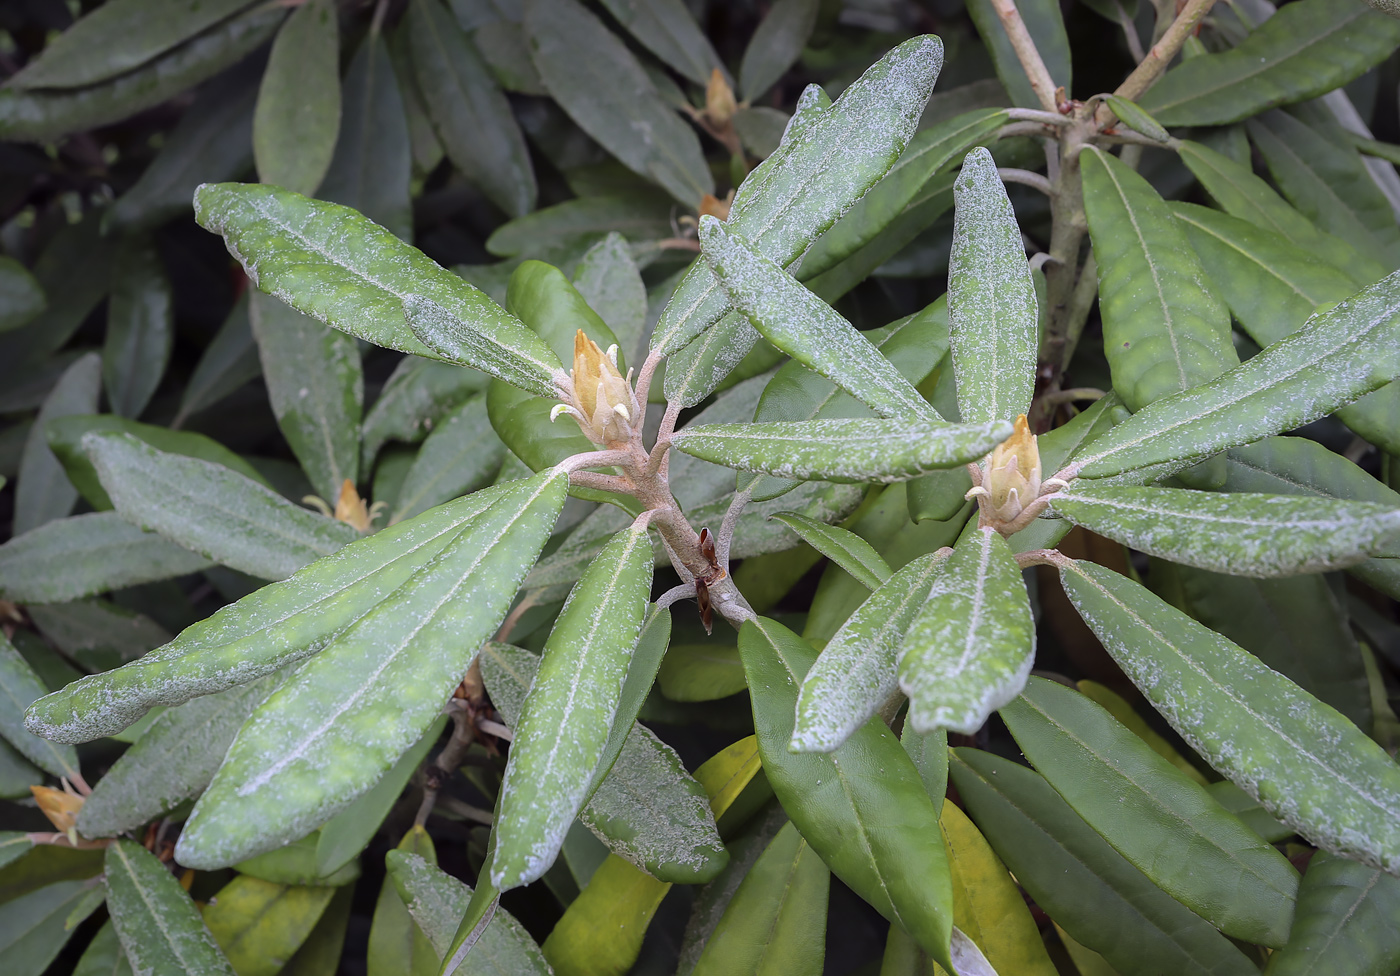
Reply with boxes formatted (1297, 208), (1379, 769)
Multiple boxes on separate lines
(32, 784), (83, 834)
(333, 479), (378, 534)
(705, 68), (736, 126)
(699, 193), (732, 222)
(557, 330), (638, 447)
(984, 414), (1041, 522)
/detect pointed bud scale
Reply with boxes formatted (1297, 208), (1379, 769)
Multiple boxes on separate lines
(556, 330), (638, 447)
(984, 415), (1041, 522)
(705, 67), (736, 125)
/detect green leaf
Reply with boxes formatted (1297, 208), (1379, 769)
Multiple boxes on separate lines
(739, 617), (955, 970)
(320, 33), (414, 241)
(0, 740), (43, 801)
(657, 642), (746, 703)
(176, 470), (567, 868)
(0, 834), (36, 870)
(0, 881), (101, 976)
(361, 356), (488, 468)
(48, 413), (270, 512)
(0, 5), (284, 144)
(7, 0), (258, 89)
(966, 0), (1070, 109)
(391, 394), (504, 522)
(203, 876), (335, 976)
(791, 551), (946, 753)
(386, 850), (551, 974)
(1080, 146), (1238, 413)
(767, 511), (891, 591)
(176, 293), (261, 425)
(1059, 559), (1400, 873)
(947, 146), (1038, 425)
(573, 233), (647, 364)
(86, 432), (359, 581)
(105, 840), (236, 976)
(650, 36), (943, 363)
(408, 0), (535, 218)
(1249, 109), (1400, 269)
(1068, 270), (1400, 483)
(801, 109), (1009, 282)
(104, 62), (258, 236)
(234, 832), (360, 887)
(1103, 95), (1167, 142)
(253, 0), (339, 196)
(484, 194), (676, 258)
(1208, 781), (1293, 844)
(281, 885), (351, 976)
(596, 0), (724, 88)
(899, 526), (1033, 735)
(697, 218), (937, 423)
(522, 0), (711, 206)
(494, 521), (656, 889)
(249, 291), (362, 501)
(1001, 677), (1299, 946)
(73, 920), (133, 976)
(315, 720), (445, 877)
(368, 828), (438, 976)
(1141, 0), (1400, 126)
(739, 0), (818, 101)
(0, 257), (44, 334)
(22, 487), (512, 743)
(670, 417), (1012, 483)
(103, 240), (173, 419)
(1265, 852), (1400, 976)
(14, 352), (101, 535)
(0, 633), (78, 780)
(747, 300), (950, 501)
(1169, 566), (1372, 729)
(692, 821), (829, 976)
(1052, 482), (1400, 577)
(1174, 138), (1378, 281)
(949, 749), (1259, 976)
(77, 675), (280, 837)
(192, 182), (561, 395)
(0, 512), (213, 606)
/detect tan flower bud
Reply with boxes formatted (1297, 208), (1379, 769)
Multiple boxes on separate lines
(705, 67), (736, 126)
(552, 330), (638, 447)
(984, 414), (1042, 523)
(334, 479), (377, 533)
(32, 784), (83, 835)
(698, 192), (732, 222)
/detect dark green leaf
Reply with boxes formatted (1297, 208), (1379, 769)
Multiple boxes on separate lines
(105, 840), (236, 976)
(176, 293), (261, 424)
(361, 356), (489, 468)
(103, 240), (173, 419)
(739, 0), (818, 101)
(1265, 852), (1400, 976)
(0, 881), (101, 976)
(0, 257), (44, 334)
(597, 0), (725, 87)
(0, 633), (78, 779)
(14, 352), (101, 535)
(391, 394), (504, 522)
(966, 0), (1071, 109)
(253, 0), (340, 196)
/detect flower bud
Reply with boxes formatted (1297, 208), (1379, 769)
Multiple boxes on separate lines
(984, 414), (1041, 522)
(552, 330), (638, 447)
(705, 67), (736, 126)
(32, 784), (83, 835)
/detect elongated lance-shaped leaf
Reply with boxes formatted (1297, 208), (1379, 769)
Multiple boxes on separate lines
(0, 633), (78, 779)
(106, 840), (236, 976)
(87, 432), (359, 581)
(691, 820), (830, 976)
(386, 851), (551, 974)
(16, 351), (100, 535)
(1059, 559), (1400, 873)
(739, 617), (956, 970)
(1141, 0), (1400, 127)
(671, 417), (1011, 484)
(651, 35), (943, 360)
(1001, 677), (1299, 947)
(192, 182), (560, 396)
(25, 486), (515, 744)
(494, 520), (656, 890)
(792, 551), (947, 753)
(697, 217), (936, 423)
(947, 147), (1038, 425)
(0, 511), (213, 607)
(77, 675), (280, 837)
(1265, 852), (1400, 976)
(898, 525), (1034, 734)
(768, 511), (891, 592)
(1081, 146), (1238, 414)
(175, 471), (567, 868)
(949, 749), (1260, 976)
(1068, 268), (1400, 483)
(1052, 483), (1400, 578)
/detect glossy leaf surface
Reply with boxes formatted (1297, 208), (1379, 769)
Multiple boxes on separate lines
(740, 617), (955, 969)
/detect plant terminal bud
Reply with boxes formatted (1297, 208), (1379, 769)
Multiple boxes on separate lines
(552, 330), (639, 448)
(984, 414), (1041, 523)
(705, 67), (736, 126)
